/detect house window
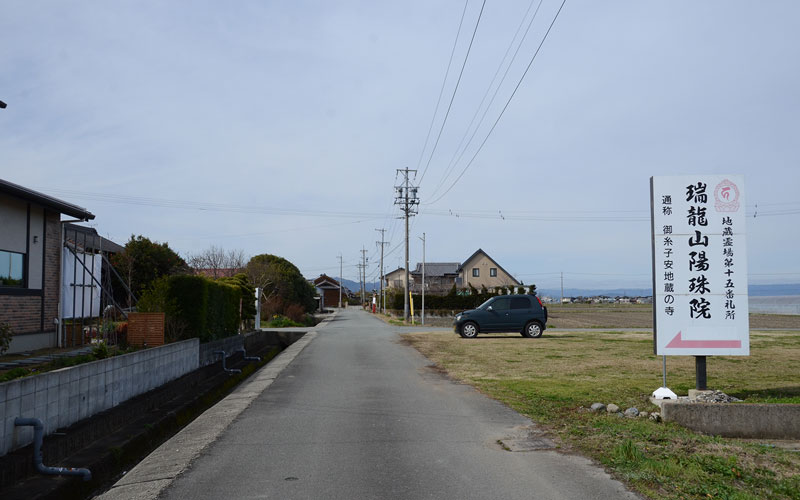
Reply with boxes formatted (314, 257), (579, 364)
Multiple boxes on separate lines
(490, 268), (497, 277)
(0, 250), (24, 287)
(472, 268), (480, 277)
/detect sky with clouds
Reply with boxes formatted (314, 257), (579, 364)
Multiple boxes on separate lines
(2, 0), (799, 290)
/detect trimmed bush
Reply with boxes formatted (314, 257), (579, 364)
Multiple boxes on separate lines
(388, 289), (503, 312)
(139, 274), (244, 342)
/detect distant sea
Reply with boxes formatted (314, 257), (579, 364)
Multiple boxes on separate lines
(536, 284), (800, 315)
(748, 296), (800, 315)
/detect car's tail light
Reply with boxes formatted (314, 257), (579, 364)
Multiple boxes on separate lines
(535, 295), (543, 307)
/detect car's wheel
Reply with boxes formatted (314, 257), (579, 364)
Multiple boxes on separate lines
(460, 322), (479, 339)
(523, 320), (543, 338)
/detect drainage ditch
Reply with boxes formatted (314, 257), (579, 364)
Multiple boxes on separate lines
(0, 331), (306, 500)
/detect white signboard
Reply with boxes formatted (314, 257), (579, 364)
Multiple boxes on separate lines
(650, 175), (749, 356)
(62, 250), (102, 319)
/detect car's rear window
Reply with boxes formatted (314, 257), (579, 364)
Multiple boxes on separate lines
(511, 297), (531, 309)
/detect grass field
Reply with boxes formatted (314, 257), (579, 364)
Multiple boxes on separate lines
(390, 303), (800, 330)
(402, 327), (800, 499)
(545, 303), (800, 330)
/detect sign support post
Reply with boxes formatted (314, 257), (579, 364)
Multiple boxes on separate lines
(695, 356), (707, 390)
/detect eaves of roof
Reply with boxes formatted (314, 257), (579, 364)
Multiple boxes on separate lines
(1, 179), (94, 220)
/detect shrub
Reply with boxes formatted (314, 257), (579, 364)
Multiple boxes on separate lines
(115, 322), (128, 347)
(92, 341), (109, 359)
(387, 289), (502, 312)
(263, 295), (285, 318)
(0, 367), (29, 382)
(265, 315), (303, 328)
(285, 303), (305, 323)
(217, 273), (256, 320)
(0, 322), (12, 355)
(138, 274), (242, 342)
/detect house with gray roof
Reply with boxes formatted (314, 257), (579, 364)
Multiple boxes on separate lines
(0, 179), (95, 353)
(409, 262), (460, 294)
(386, 249), (520, 295)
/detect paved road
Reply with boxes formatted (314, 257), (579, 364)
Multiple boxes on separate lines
(161, 309), (639, 500)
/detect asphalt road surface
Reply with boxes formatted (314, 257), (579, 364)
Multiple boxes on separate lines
(161, 309), (639, 500)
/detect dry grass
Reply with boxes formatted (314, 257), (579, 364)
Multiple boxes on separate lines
(387, 303), (800, 330)
(403, 328), (800, 499)
(546, 303), (800, 330)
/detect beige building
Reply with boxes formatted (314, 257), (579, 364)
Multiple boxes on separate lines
(458, 248), (520, 289)
(384, 249), (520, 293)
(384, 267), (407, 290)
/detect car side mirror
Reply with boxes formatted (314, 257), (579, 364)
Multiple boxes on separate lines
(487, 306), (493, 311)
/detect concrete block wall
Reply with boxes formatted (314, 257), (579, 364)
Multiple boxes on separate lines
(0, 338), (199, 457)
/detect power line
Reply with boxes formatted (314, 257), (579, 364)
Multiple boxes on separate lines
(33, 186), (385, 219)
(415, 0), (470, 174)
(426, 0), (569, 205)
(428, 0), (545, 200)
(418, 0), (487, 186)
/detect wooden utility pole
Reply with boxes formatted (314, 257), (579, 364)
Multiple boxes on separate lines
(419, 232), (425, 326)
(338, 254), (343, 308)
(376, 228), (388, 313)
(395, 168), (419, 321)
(360, 247), (368, 306)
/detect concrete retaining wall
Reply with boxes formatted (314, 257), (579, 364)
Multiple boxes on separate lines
(199, 335), (245, 367)
(661, 402), (800, 439)
(198, 330), (307, 367)
(0, 339), (199, 457)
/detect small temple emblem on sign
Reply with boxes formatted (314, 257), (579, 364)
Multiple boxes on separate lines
(714, 179), (740, 212)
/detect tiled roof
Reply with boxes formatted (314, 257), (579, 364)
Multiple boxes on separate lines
(411, 262), (460, 277)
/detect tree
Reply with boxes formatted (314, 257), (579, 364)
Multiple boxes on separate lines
(246, 254), (316, 313)
(186, 245), (247, 278)
(111, 235), (188, 305)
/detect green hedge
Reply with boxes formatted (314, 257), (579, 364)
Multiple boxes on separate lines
(139, 275), (243, 342)
(388, 290), (500, 311)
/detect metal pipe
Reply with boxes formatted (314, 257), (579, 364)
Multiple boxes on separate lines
(234, 347), (260, 362)
(14, 417), (92, 481)
(214, 350), (242, 374)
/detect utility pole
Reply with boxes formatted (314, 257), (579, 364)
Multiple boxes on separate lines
(560, 271), (564, 304)
(395, 168), (419, 321)
(337, 254), (343, 308)
(419, 232), (425, 326)
(375, 228), (388, 313)
(360, 247), (368, 306)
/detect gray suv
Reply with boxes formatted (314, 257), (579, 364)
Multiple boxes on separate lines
(453, 294), (547, 339)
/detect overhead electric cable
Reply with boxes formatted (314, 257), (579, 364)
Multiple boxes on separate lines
(426, 0), (568, 205)
(429, 0), (545, 200)
(418, 0), (488, 186)
(415, 0), (470, 173)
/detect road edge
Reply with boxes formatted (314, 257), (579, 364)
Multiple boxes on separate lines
(94, 315), (332, 500)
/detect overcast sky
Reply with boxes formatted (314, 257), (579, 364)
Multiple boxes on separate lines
(2, 1), (799, 290)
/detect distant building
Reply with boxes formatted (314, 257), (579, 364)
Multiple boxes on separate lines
(384, 267), (407, 290)
(385, 248), (520, 295)
(457, 248), (520, 290)
(313, 274), (342, 309)
(409, 262), (460, 294)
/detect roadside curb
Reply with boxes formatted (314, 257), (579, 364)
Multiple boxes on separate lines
(94, 314), (331, 500)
